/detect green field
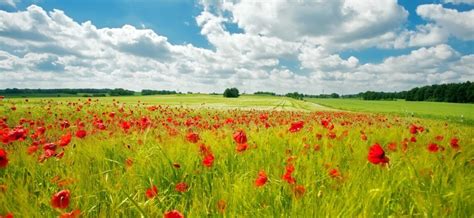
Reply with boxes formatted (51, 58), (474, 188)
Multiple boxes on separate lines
(0, 95), (473, 217)
(306, 98), (474, 125)
(3, 94), (334, 112)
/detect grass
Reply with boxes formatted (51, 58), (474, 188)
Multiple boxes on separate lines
(305, 98), (474, 125)
(0, 96), (473, 217)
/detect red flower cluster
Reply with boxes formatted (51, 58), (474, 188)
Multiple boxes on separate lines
(289, 121), (304, 133)
(367, 143), (389, 165)
(255, 170), (268, 187)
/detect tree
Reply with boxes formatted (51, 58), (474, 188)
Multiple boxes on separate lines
(223, 88), (240, 98)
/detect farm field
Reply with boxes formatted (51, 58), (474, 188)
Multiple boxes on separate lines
(306, 98), (474, 125)
(0, 96), (473, 217)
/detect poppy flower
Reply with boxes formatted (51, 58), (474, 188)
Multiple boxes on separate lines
(186, 132), (200, 143)
(163, 210), (184, 218)
(75, 129), (86, 139)
(387, 142), (397, 152)
(367, 143), (389, 165)
(450, 138), (460, 150)
(289, 121), (304, 133)
(282, 164), (296, 184)
(125, 158), (133, 168)
(0, 213), (13, 218)
(175, 182), (188, 193)
(60, 209), (80, 218)
(58, 133), (72, 147)
(202, 154), (214, 168)
(0, 148), (8, 168)
(328, 168), (341, 178)
(217, 199), (227, 213)
(427, 143), (440, 153)
(255, 170), (268, 187)
(51, 189), (71, 209)
(236, 143), (248, 153)
(120, 121), (131, 132)
(293, 185), (305, 198)
(233, 130), (247, 144)
(146, 185), (158, 199)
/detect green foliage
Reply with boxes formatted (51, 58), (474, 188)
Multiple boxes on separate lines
(223, 88), (240, 98)
(254, 91), (276, 96)
(108, 88), (135, 96)
(141, 89), (177, 95)
(285, 92), (304, 100)
(352, 81), (473, 103)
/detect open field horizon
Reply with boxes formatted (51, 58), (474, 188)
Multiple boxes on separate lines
(1, 95), (473, 217)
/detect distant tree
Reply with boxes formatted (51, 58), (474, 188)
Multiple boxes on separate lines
(223, 88), (240, 98)
(285, 92), (304, 100)
(254, 91), (276, 96)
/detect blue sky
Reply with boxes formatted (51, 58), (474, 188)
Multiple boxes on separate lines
(0, 0), (472, 93)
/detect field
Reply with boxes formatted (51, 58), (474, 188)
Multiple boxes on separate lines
(306, 98), (474, 125)
(0, 95), (473, 217)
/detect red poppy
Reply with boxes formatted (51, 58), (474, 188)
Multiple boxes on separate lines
(289, 121), (304, 133)
(0, 213), (13, 218)
(282, 164), (296, 184)
(367, 143), (389, 165)
(125, 158), (133, 168)
(202, 154), (214, 168)
(450, 138), (460, 150)
(75, 129), (87, 139)
(293, 185), (305, 198)
(255, 170), (268, 187)
(233, 130), (247, 144)
(146, 185), (158, 199)
(387, 142), (397, 152)
(236, 143), (248, 153)
(0, 148), (8, 168)
(435, 135), (444, 141)
(360, 134), (367, 141)
(60, 209), (80, 218)
(120, 121), (131, 132)
(51, 189), (71, 209)
(328, 168), (341, 178)
(186, 132), (200, 143)
(58, 133), (72, 147)
(427, 143), (440, 152)
(163, 210), (184, 218)
(217, 199), (227, 213)
(175, 182), (188, 193)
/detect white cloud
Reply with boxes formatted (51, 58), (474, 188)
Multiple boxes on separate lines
(0, 3), (472, 95)
(443, 0), (474, 5)
(417, 4), (474, 40)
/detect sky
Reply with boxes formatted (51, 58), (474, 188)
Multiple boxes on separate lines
(0, 0), (473, 94)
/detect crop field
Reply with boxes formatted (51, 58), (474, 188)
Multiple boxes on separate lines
(0, 96), (473, 217)
(306, 98), (474, 125)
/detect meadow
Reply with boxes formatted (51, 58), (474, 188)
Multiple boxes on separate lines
(0, 95), (473, 217)
(306, 98), (474, 125)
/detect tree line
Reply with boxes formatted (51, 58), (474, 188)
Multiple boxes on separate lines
(354, 81), (473, 103)
(0, 88), (179, 97)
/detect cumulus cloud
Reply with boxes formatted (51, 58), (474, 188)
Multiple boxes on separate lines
(0, 3), (472, 94)
(389, 4), (474, 48)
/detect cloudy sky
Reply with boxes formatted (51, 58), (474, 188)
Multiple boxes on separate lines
(0, 0), (473, 94)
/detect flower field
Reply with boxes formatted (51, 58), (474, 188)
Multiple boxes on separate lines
(0, 97), (473, 217)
